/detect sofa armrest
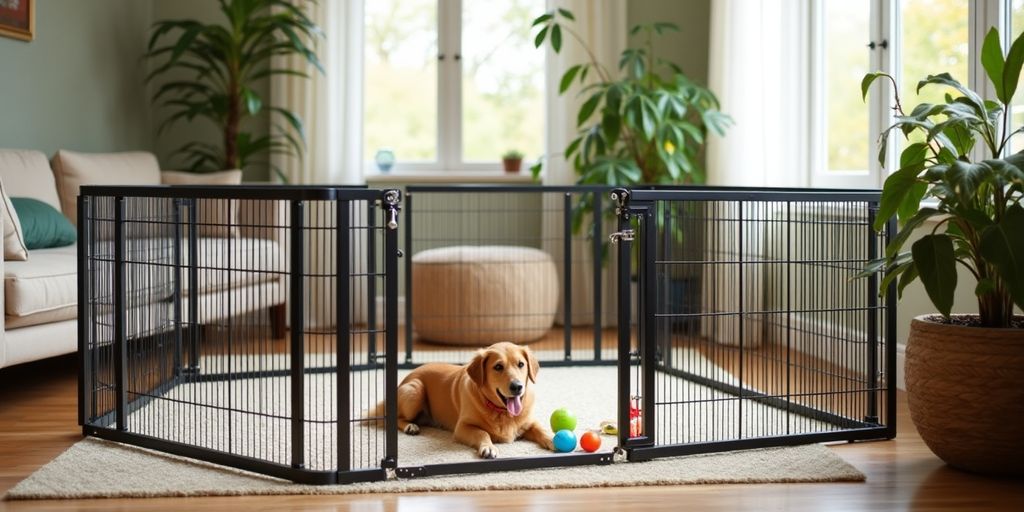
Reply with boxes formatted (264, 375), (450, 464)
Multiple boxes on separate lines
(0, 255), (7, 369)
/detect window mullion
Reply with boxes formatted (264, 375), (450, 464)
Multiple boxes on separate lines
(872, 0), (897, 187)
(452, 0), (463, 169)
(970, 0), (1006, 159)
(435, 0), (462, 170)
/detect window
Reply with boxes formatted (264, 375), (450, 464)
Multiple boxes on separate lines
(811, 0), (1012, 188)
(818, 1), (873, 179)
(1009, 0), (1024, 153)
(363, 0), (545, 173)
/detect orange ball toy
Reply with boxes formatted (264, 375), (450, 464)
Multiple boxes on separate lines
(580, 431), (602, 453)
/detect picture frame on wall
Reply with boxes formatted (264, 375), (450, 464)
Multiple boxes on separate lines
(0, 0), (34, 42)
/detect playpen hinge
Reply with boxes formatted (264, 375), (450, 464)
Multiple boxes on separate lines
(609, 229), (635, 244)
(395, 466), (424, 479)
(382, 190), (402, 230)
(610, 188), (630, 217)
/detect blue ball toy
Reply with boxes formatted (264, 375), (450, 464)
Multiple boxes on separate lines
(552, 429), (577, 453)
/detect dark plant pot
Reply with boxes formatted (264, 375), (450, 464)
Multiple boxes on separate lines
(502, 158), (522, 173)
(905, 314), (1024, 477)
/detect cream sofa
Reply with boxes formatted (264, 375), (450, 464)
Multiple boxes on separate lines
(0, 149), (286, 370)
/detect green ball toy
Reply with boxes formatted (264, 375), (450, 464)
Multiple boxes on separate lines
(549, 408), (577, 433)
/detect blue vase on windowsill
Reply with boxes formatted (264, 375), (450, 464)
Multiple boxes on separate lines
(375, 149), (395, 172)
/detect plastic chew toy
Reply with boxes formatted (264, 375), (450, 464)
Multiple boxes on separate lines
(552, 429), (577, 453)
(579, 431), (601, 452)
(549, 408), (578, 433)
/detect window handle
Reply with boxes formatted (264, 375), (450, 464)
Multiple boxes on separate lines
(438, 53), (445, 60)
(867, 40), (888, 50)
(454, 53), (461, 61)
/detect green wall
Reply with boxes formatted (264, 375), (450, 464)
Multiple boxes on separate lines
(0, 0), (271, 181)
(0, 0), (154, 156)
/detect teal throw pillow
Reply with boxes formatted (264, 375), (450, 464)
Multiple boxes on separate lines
(10, 197), (76, 250)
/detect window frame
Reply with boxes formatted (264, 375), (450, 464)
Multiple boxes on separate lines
(363, 0), (544, 175)
(810, 0), (1012, 189)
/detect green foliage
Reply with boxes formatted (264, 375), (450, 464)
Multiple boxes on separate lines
(531, 9), (730, 187)
(860, 27), (1024, 328)
(146, 0), (323, 182)
(502, 149), (524, 160)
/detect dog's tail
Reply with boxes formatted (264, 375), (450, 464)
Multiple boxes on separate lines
(365, 401), (386, 423)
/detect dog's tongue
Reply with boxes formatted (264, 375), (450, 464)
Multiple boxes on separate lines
(506, 395), (523, 416)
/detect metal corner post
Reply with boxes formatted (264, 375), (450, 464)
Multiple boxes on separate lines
(382, 190), (401, 468)
(113, 196), (127, 431)
(404, 192), (413, 364)
(77, 196), (90, 427)
(290, 199), (305, 469)
(337, 199), (352, 473)
(592, 192), (603, 360)
(885, 216), (898, 437)
(866, 205), (879, 424)
(611, 189), (633, 450)
(563, 192), (572, 360)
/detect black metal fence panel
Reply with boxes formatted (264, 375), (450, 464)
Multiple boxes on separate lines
(78, 186), (399, 484)
(618, 188), (895, 460)
(402, 186), (617, 367)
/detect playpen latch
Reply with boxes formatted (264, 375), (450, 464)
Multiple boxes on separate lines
(609, 229), (634, 244)
(383, 190), (401, 230)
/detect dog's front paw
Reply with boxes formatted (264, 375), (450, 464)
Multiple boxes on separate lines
(403, 424), (421, 435)
(478, 444), (498, 459)
(539, 435), (555, 451)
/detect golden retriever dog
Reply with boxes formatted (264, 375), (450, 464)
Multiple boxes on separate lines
(385, 342), (553, 458)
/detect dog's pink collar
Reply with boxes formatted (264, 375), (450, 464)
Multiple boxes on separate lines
(482, 396), (508, 415)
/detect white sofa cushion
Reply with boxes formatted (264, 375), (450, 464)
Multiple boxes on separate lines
(4, 245), (77, 324)
(1, 177), (28, 261)
(0, 149), (63, 211)
(0, 148), (60, 262)
(161, 170), (243, 238)
(51, 150), (161, 225)
(3, 236), (287, 330)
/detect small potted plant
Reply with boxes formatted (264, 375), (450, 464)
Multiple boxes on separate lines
(502, 150), (524, 173)
(861, 27), (1024, 476)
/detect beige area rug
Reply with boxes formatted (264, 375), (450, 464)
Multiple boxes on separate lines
(99, 358), (840, 470)
(4, 439), (863, 500)
(5, 359), (866, 500)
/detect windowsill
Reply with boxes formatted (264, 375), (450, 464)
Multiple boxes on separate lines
(364, 171), (537, 184)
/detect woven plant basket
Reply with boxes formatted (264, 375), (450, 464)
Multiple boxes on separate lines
(905, 315), (1024, 477)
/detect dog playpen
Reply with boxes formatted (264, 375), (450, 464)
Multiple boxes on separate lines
(78, 184), (895, 484)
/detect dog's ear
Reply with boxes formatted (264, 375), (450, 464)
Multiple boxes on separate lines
(524, 346), (539, 383)
(467, 349), (490, 387)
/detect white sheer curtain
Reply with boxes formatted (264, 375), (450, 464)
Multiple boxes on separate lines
(703, 1), (809, 346)
(270, 0), (365, 328)
(706, 0), (809, 188)
(542, 0), (626, 329)
(543, 0), (626, 186)
(270, 0), (362, 185)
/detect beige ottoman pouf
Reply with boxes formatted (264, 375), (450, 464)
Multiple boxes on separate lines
(411, 245), (559, 345)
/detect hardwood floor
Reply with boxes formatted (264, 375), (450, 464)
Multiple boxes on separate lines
(2, 354), (1023, 511)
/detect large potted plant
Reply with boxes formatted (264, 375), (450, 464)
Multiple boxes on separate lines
(532, 9), (730, 327)
(861, 27), (1024, 476)
(530, 9), (730, 186)
(146, 0), (322, 181)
